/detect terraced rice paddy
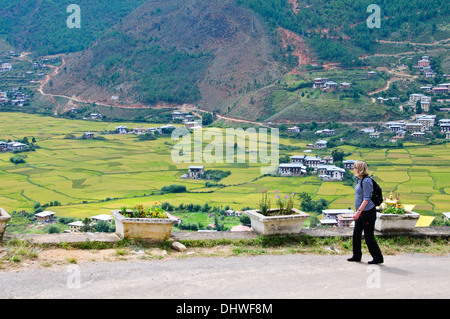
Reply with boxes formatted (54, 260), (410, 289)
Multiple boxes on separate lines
(0, 112), (449, 219)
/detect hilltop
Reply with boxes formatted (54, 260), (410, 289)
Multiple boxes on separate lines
(0, 0), (449, 122)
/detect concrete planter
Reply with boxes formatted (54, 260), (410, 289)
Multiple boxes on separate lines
(245, 208), (310, 236)
(0, 208), (11, 241)
(375, 211), (420, 232)
(112, 210), (178, 240)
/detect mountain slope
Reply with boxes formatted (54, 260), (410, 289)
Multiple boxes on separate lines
(44, 0), (283, 111)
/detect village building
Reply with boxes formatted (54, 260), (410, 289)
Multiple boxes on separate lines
(411, 132), (425, 138)
(324, 81), (338, 91)
(340, 82), (352, 90)
(369, 132), (381, 138)
(0, 63), (12, 72)
(433, 87), (449, 94)
(313, 78), (328, 89)
(409, 93), (431, 103)
(83, 132), (94, 139)
(172, 111), (186, 121)
(185, 121), (202, 130)
(91, 214), (113, 223)
(418, 57), (430, 68)
(343, 160), (356, 170)
(115, 126), (128, 134)
(406, 123), (424, 133)
(287, 126), (301, 134)
(315, 129), (335, 136)
(440, 123), (450, 133)
(416, 115), (436, 130)
(317, 165), (346, 181)
(90, 113), (102, 120)
(68, 221), (84, 233)
(278, 163), (307, 176)
(303, 156), (322, 167)
(35, 211), (55, 224)
(188, 166), (205, 179)
(315, 140), (328, 148)
(337, 214), (354, 227)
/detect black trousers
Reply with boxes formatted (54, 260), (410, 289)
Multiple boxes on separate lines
(352, 207), (383, 260)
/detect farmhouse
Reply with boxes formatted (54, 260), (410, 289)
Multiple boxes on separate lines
(287, 126), (301, 134)
(0, 63), (12, 72)
(185, 121), (202, 130)
(416, 115), (436, 130)
(303, 156), (322, 167)
(189, 166), (205, 179)
(313, 78), (328, 89)
(91, 214), (113, 223)
(418, 57), (430, 68)
(409, 93), (431, 103)
(343, 160), (356, 170)
(317, 165), (345, 181)
(337, 214), (354, 227)
(405, 123), (424, 133)
(433, 87), (449, 94)
(115, 126), (128, 134)
(83, 132), (94, 139)
(35, 211), (55, 224)
(7, 142), (27, 151)
(320, 208), (355, 227)
(440, 123), (450, 132)
(278, 163), (307, 176)
(172, 111), (186, 121)
(315, 140), (328, 148)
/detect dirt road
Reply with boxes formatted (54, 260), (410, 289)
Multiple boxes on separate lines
(1, 253), (448, 299)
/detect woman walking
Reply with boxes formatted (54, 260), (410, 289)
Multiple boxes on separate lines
(348, 161), (384, 264)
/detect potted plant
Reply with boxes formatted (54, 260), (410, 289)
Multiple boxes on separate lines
(245, 191), (310, 235)
(375, 193), (420, 232)
(0, 208), (11, 241)
(112, 203), (178, 240)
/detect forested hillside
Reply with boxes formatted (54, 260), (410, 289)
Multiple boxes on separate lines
(0, 0), (146, 55)
(0, 0), (448, 122)
(237, 0), (450, 66)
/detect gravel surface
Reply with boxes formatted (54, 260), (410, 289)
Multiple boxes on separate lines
(1, 253), (449, 299)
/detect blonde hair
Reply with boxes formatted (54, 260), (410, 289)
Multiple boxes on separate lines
(353, 161), (370, 177)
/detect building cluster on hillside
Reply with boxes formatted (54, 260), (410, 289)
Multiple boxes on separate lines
(384, 115), (450, 140)
(416, 56), (436, 78)
(34, 210), (113, 233)
(0, 90), (31, 107)
(278, 155), (354, 181)
(173, 111), (202, 130)
(312, 78), (352, 91)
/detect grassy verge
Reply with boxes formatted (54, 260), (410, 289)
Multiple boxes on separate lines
(1, 235), (448, 270)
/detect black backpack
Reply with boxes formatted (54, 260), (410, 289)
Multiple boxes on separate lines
(361, 176), (383, 206)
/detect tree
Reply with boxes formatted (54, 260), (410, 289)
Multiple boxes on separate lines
(80, 218), (94, 232)
(202, 112), (214, 126)
(332, 149), (345, 162)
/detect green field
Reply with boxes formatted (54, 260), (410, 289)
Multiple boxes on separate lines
(1, 112), (449, 220)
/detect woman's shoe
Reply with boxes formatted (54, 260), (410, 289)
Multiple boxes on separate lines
(368, 259), (383, 264)
(347, 256), (361, 262)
